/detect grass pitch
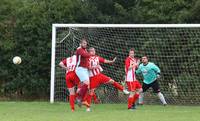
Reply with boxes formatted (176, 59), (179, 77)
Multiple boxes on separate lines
(0, 102), (199, 121)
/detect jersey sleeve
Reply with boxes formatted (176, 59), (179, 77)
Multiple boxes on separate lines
(76, 48), (91, 58)
(135, 64), (142, 75)
(152, 63), (161, 74)
(61, 59), (67, 66)
(125, 58), (130, 73)
(98, 56), (105, 63)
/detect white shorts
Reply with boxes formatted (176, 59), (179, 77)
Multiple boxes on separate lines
(75, 67), (89, 82)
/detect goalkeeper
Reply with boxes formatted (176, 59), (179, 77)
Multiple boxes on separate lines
(136, 56), (167, 106)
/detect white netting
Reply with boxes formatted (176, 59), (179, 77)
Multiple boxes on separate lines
(53, 25), (200, 104)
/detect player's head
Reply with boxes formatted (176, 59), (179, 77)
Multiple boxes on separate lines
(129, 48), (135, 58)
(88, 47), (95, 55)
(142, 55), (148, 65)
(80, 38), (87, 49)
(71, 51), (76, 55)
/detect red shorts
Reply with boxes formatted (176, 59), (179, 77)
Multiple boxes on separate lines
(126, 80), (142, 91)
(66, 71), (80, 88)
(90, 73), (111, 89)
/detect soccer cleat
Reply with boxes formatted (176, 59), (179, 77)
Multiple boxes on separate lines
(163, 103), (167, 106)
(128, 107), (135, 111)
(71, 109), (75, 112)
(86, 108), (91, 112)
(138, 102), (144, 105)
(131, 104), (136, 109)
(123, 89), (130, 95)
(82, 101), (90, 107)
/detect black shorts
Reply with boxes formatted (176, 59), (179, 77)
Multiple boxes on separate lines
(142, 80), (160, 93)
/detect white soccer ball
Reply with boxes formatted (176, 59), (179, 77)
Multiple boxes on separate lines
(13, 56), (22, 64)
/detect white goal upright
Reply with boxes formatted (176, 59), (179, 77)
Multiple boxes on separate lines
(51, 24), (200, 104)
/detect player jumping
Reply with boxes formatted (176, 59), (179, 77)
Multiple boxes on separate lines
(85, 47), (130, 111)
(75, 38), (92, 107)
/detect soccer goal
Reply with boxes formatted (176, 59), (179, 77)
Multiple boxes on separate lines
(51, 24), (200, 104)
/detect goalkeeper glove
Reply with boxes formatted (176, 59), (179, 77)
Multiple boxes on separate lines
(157, 73), (161, 79)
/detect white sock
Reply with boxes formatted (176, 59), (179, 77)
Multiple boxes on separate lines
(158, 92), (167, 104)
(139, 93), (144, 104)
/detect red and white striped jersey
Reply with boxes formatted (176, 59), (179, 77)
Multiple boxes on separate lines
(125, 56), (139, 82)
(61, 55), (77, 74)
(88, 55), (105, 77)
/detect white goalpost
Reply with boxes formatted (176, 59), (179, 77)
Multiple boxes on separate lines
(51, 24), (200, 104)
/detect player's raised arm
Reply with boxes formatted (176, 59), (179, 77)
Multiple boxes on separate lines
(104, 57), (116, 64)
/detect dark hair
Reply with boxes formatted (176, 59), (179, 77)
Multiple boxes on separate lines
(142, 55), (148, 58)
(129, 48), (135, 52)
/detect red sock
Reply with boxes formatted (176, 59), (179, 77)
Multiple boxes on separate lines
(69, 95), (75, 110)
(112, 82), (123, 91)
(132, 93), (139, 104)
(77, 84), (88, 101)
(93, 93), (98, 103)
(86, 94), (92, 107)
(128, 97), (134, 109)
(83, 93), (88, 102)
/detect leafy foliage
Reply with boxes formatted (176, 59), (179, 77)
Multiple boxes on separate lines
(0, 0), (200, 100)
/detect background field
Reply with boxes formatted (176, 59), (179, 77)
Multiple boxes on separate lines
(0, 102), (199, 121)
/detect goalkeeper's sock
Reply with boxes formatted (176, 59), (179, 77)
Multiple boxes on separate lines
(128, 97), (134, 109)
(69, 95), (75, 111)
(112, 82), (123, 91)
(139, 93), (144, 104)
(132, 93), (139, 104)
(158, 92), (167, 105)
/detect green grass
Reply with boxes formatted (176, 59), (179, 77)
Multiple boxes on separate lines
(0, 102), (199, 121)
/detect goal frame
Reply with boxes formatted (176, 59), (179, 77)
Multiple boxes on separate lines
(50, 24), (200, 103)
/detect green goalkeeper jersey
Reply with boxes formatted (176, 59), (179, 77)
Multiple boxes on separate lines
(136, 62), (160, 84)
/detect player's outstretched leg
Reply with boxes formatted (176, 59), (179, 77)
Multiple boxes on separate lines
(109, 79), (130, 94)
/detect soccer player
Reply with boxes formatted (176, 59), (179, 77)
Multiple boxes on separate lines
(85, 47), (129, 111)
(75, 38), (91, 107)
(59, 54), (80, 112)
(125, 48), (142, 110)
(136, 56), (167, 106)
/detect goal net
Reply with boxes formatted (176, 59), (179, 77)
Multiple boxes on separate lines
(51, 24), (200, 105)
